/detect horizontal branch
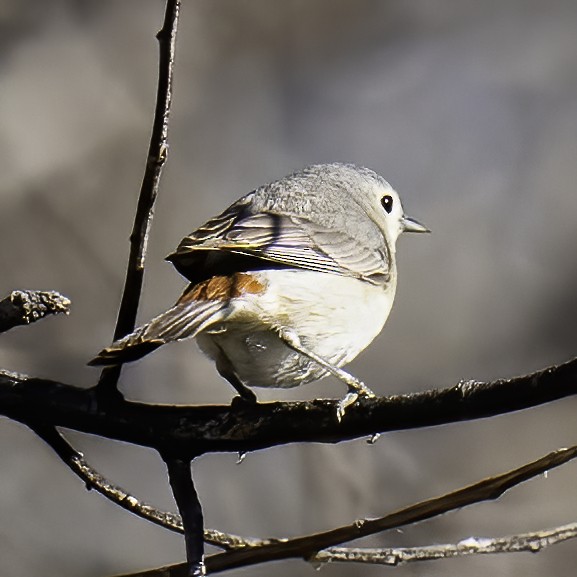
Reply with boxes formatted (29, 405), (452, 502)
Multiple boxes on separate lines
(311, 520), (577, 565)
(1, 356), (577, 456)
(0, 290), (70, 333)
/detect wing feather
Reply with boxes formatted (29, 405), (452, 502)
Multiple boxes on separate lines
(168, 209), (390, 285)
(89, 300), (226, 366)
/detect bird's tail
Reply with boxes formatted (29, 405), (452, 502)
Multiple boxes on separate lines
(88, 298), (226, 366)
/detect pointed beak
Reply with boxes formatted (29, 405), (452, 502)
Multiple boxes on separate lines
(402, 215), (430, 234)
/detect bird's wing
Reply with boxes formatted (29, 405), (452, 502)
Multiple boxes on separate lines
(168, 207), (390, 285)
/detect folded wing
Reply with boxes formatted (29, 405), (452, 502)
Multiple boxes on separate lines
(168, 207), (390, 285)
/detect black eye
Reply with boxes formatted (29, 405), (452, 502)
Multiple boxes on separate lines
(381, 195), (393, 214)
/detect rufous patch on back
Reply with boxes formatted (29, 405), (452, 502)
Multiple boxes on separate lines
(178, 273), (266, 304)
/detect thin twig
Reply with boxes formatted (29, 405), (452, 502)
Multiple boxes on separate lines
(98, 0), (181, 394)
(312, 521), (577, 565)
(202, 446), (577, 573)
(0, 290), (70, 333)
(114, 521), (577, 575)
(28, 423), (264, 551)
(111, 446), (577, 575)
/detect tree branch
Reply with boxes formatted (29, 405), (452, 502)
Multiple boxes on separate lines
(28, 423), (268, 551)
(203, 445), (577, 573)
(165, 459), (205, 576)
(0, 290), (70, 334)
(2, 357), (577, 456)
(311, 521), (577, 565)
(31, 425), (577, 575)
(98, 0), (181, 394)
(110, 445), (577, 576)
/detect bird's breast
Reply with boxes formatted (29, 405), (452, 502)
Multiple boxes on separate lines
(197, 269), (396, 388)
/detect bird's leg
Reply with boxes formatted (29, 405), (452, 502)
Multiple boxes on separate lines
(215, 349), (257, 404)
(277, 328), (375, 421)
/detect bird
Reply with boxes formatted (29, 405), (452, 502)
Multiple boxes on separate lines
(90, 163), (429, 417)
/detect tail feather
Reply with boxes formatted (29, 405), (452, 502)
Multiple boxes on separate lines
(89, 299), (226, 366)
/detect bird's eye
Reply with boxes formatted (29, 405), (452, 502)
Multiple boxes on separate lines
(381, 195), (393, 214)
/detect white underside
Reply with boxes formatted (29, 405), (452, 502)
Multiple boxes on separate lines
(196, 269), (396, 388)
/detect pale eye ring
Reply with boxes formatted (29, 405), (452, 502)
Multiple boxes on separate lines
(381, 194), (393, 214)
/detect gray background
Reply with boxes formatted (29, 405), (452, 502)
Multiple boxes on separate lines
(1, 1), (577, 576)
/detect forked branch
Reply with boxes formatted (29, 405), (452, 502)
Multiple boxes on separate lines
(108, 446), (577, 575)
(30, 423), (267, 551)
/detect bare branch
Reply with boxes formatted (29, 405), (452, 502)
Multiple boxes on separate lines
(98, 0), (181, 394)
(165, 458), (205, 576)
(2, 357), (577, 455)
(202, 446), (577, 573)
(29, 424), (265, 551)
(0, 290), (70, 333)
(312, 521), (577, 565)
(109, 445), (577, 576)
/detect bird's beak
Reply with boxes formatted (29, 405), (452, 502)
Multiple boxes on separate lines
(402, 215), (430, 233)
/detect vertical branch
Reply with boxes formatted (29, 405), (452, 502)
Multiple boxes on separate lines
(165, 458), (205, 576)
(98, 0), (182, 394)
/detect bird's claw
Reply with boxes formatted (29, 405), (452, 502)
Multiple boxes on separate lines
(336, 384), (375, 422)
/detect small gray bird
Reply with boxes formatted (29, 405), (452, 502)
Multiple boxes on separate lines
(90, 163), (428, 416)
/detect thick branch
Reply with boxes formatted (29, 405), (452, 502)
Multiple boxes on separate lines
(0, 290), (70, 333)
(2, 357), (577, 455)
(98, 0), (180, 393)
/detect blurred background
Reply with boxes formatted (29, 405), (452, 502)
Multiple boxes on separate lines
(1, 0), (577, 575)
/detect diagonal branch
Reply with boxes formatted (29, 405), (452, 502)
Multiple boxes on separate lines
(112, 521), (577, 575)
(203, 445), (577, 573)
(0, 290), (70, 334)
(112, 445), (577, 576)
(29, 423), (265, 551)
(98, 0), (181, 394)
